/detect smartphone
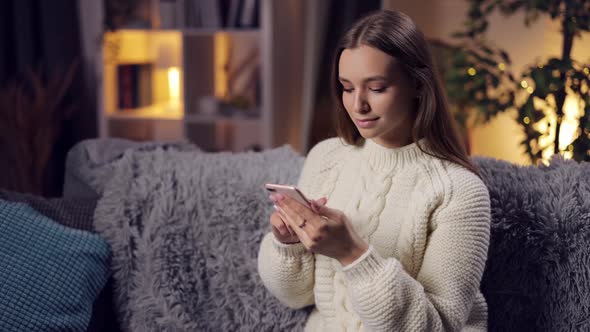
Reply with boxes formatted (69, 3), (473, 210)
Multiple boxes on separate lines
(264, 183), (311, 208)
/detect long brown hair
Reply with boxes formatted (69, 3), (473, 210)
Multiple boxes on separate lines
(330, 10), (480, 176)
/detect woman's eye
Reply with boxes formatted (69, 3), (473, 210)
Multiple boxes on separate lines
(343, 88), (354, 93)
(370, 87), (386, 93)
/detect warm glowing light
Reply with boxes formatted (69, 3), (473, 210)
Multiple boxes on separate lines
(536, 120), (548, 133)
(523, 116), (530, 124)
(526, 86), (534, 94)
(498, 63), (506, 71)
(468, 67), (476, 76)
(535, 95), (583, 163)
(168, 67), (180, 100)
(542, 146), (554, 162)
(558, 95), (582, 152)
(538, 135), (550, 147)
(521, 80), (529, 89)
(214, 32), (230, 99)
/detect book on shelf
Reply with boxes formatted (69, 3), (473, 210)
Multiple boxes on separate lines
(184, 0), (221, 28)
(202, 0), (222, 28)
(158, 0), (178, 29)
(228, 0), (259, 28)
(226, 0), (240, 28)
(239, 0), (258, 28)
(158, 0), (259, 29)
(117, 63), (153, 110)
(175, 0), (186, 28)
(184, 0), (201, 28)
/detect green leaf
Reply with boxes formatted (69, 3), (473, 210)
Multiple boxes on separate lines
(481, 45), (494, 55)
(499, 50), (511, 64)
(451, 31), (467, 38)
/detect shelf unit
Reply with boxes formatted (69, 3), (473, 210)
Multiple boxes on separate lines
(99, 0), (272, 152)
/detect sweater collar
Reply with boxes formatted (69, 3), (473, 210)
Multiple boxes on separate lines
(360, 137), (429, 171)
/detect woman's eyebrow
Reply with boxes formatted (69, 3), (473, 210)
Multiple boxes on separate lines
(364, 76), (388, 83)
(338, 76), (388, 83)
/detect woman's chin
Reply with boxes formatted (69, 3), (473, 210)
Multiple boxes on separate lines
(357, 127), (379, 139)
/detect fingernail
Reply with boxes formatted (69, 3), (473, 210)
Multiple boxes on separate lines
(273, 204), (279, 211)
(276, 193), (284, 201)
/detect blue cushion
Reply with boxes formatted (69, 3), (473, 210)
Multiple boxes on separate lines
(0, 199), (111, 332)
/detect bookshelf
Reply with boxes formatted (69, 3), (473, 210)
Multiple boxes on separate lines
(99, 0), (271, 151)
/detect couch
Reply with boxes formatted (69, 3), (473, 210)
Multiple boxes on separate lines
(4, 137), (590, 331)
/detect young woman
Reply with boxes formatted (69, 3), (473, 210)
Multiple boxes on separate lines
(258, 10), (490, 332)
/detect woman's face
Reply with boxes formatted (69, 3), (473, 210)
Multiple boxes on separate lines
(338, 45), (417, 147)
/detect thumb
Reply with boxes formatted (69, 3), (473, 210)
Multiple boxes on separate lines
(315, 197), (327, 206)
(309, 197), (327, 214)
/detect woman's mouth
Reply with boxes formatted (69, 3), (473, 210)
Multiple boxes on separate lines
(355, 117), (379, 128)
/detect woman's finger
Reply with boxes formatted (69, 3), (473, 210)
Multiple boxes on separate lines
(282, 218), (295, 236)
(279, 195), (323, 229)
(310, 197), (327, 214)
(273, 205), (295, 236)
(310, 200), (342, 223)
(276, 204), (313, 248)
(270, 212), (290, 236)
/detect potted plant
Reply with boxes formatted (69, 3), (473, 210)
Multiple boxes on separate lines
(438, 0), (590, 164)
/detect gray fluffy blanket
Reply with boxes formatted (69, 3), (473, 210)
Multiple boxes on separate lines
(94, 145), (310, 332)
(475, 156), (590, 332)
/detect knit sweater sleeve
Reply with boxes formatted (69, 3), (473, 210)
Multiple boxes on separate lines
(342, 168), (491, 331)
(257, 139), (341, 309)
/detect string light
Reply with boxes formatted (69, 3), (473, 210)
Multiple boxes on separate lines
(468, 67), (476, 76)
(523, 116), (530, 124)
(521, 80), (529, 89)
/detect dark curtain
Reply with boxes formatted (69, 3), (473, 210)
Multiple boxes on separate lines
(307, 0), (381, 151)
(0, 0), (96, 196)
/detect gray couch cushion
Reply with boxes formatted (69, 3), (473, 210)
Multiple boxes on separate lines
(64, 138), (198, 200)
(475, 156), (590, 331)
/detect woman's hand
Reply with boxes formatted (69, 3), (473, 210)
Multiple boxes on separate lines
(269, 195), (327, 245)
(273, 194), (369, 266)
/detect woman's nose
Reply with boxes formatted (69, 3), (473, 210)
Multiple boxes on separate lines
(353, 92), (370, 114)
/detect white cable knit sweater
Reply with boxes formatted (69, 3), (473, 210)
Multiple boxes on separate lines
(257, 137), (491, 331)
